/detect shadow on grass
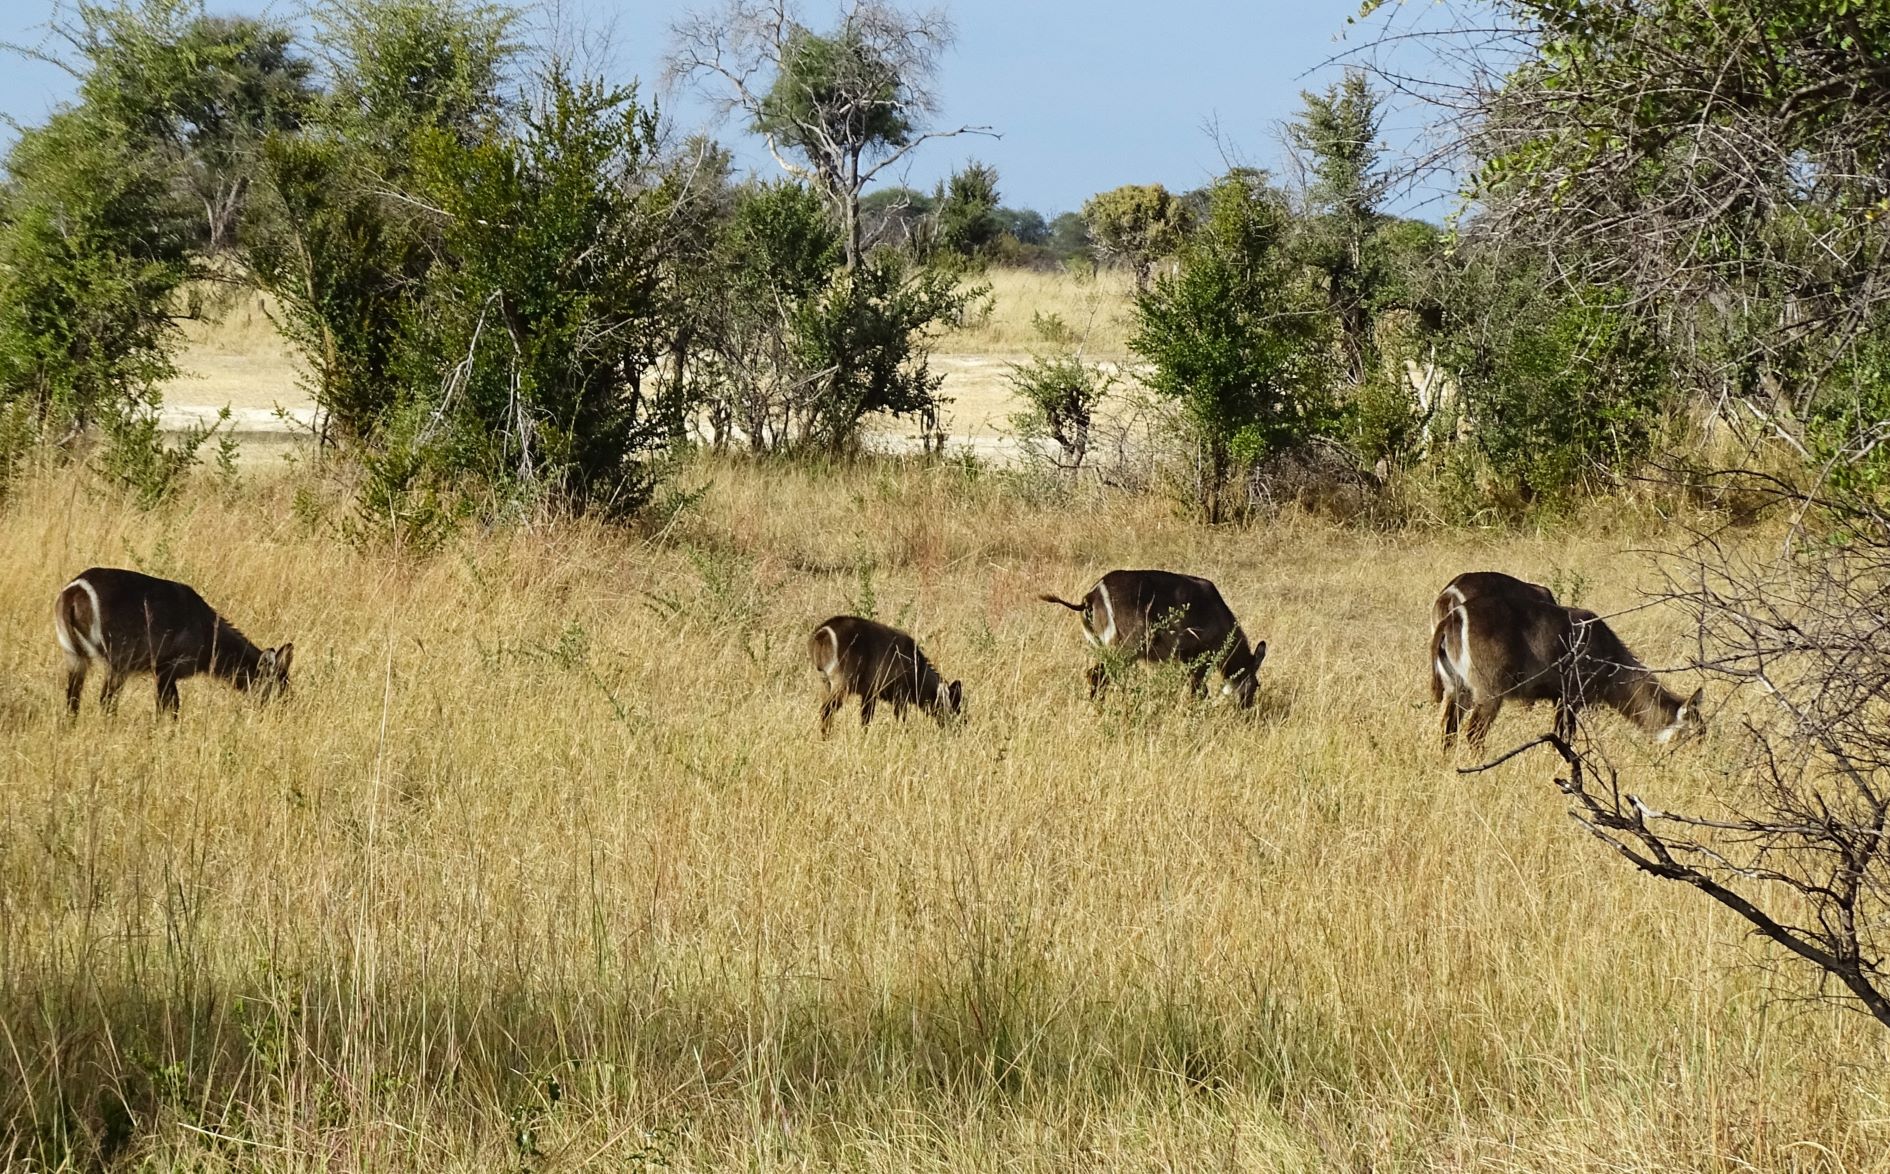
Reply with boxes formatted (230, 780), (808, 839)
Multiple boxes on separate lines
(0, 967), (1358, 1167)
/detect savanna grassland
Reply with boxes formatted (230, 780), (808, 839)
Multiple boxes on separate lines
(2, 457), (1886, 1171)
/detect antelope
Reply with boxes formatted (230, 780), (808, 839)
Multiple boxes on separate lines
(1430, 571), (1703, 751)
(1040, 569), (1266, 707)
(1431, 570), (1557, 630)
(809, 615), (963, 735)
(55, 567), (294, 717)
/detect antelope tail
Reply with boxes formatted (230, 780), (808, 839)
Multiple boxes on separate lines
(1038, 593), (1085, 611)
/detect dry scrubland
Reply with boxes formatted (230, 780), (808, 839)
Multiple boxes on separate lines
(158, 269), (1140, 431)
(939, 267), (1138, 358)
(2, 459), (1887, 1171)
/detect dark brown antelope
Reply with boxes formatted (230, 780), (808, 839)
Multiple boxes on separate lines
(1040, 569), (1266, 707)
(1431, 570), (1557, 630)
(54, 567), (294, 717)
(808, 615), (963, 735)
(1430, 571), (1703, 751)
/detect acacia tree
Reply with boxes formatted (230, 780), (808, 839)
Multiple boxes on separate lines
(667, 0), (990, 268)
(1082, 184), (1190, 292)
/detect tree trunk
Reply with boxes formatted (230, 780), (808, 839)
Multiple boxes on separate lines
(842, 147), (863, 270)
(1203, 441), (1228, 525)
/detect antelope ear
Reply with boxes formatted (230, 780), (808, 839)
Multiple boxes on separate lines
(274, 643), (295, 676)
(1685, 686), (1703, 711)
(1252, 640), (1267, 667)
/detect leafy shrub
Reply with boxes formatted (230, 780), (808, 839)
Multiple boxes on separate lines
(1130, 174), (1334, 522)
(1807, 316), (1890, 501)
(0, 110), (194, 438)
(1013, 308), (1111, 468)
(790, 252), (977, 452)
(247, 0), (517, 447)
(1452, 281), (1672, 504)
(387, 70), (673, 517)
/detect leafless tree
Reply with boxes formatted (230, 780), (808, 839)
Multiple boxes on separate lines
(666, 0), (992, 268)
(1472, 474), (1890, 1030)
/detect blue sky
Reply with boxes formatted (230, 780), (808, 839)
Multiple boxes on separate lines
(0, 1), (1457, 219)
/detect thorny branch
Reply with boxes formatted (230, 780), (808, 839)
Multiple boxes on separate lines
(1471, 471), (1890, 1032)
(1494, 732), (1890, 1029)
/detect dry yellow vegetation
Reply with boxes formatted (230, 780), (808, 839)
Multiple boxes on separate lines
(1, 458), (1884, 1170)
(158, 269), (1143, 445)
(937, 266), (1137, 358)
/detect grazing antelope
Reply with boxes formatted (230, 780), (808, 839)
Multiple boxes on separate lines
(809, 615), (963, 735)
(1040, 569), (1266, 707)
(55, 567), (294, 717)
(1430, 571), (1703, 751)
(1431, 570), (1557, 630)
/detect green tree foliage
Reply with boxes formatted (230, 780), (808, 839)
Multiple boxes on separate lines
(859, 185), (933, 251)
(997, 207), (1048, 248)
(381, 70), (673, 518)
(1130, 175), (1332, 522)
(689, 180), (843, 449)
(687, 176), (970, 454)
(792, 253), (973, 451)
(1469, 0), (1890, 440)
(1082, 184), (1190, 291)
(755, 22), (913, 225)
(0, 0), (314, 505)
(312, 0), (517, 154)
(56, 1), (313, 253)
(1008, 347), (1116, 471)
(0, 108), (195, 437)
(1441, 247), (1673, 504)
(249, 0), (518, 446)
(1046, 211), (1091, 265)
(672, 1), (973, 270)
(1806, 314), (1890, 500)
(935, 159), (1002, 261)
(1288, 70), (1388, 383)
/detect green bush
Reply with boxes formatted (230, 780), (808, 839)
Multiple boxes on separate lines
(1130, 174), (1333, 522)
(1449, 278), (1672, 504)
(791, 253), (976, 452)
(370, 69), (675, 522)
(1807, 317), (1890, 501)
(248, 0), (517, 447)
(0, 107), (197, 498)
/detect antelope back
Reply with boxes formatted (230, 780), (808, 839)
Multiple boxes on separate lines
(1083, 569), (1246, 665)
(1434, 576), (1576, 704)
(56, 568), (224, 673)
(1433, 571), (1556, 630)
(811, 615), (949, 709)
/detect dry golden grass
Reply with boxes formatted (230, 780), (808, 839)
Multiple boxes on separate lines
(2, 458), (1886, 1170)
(166, 288), (307, 413)
(938, 266), (1137, 358)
